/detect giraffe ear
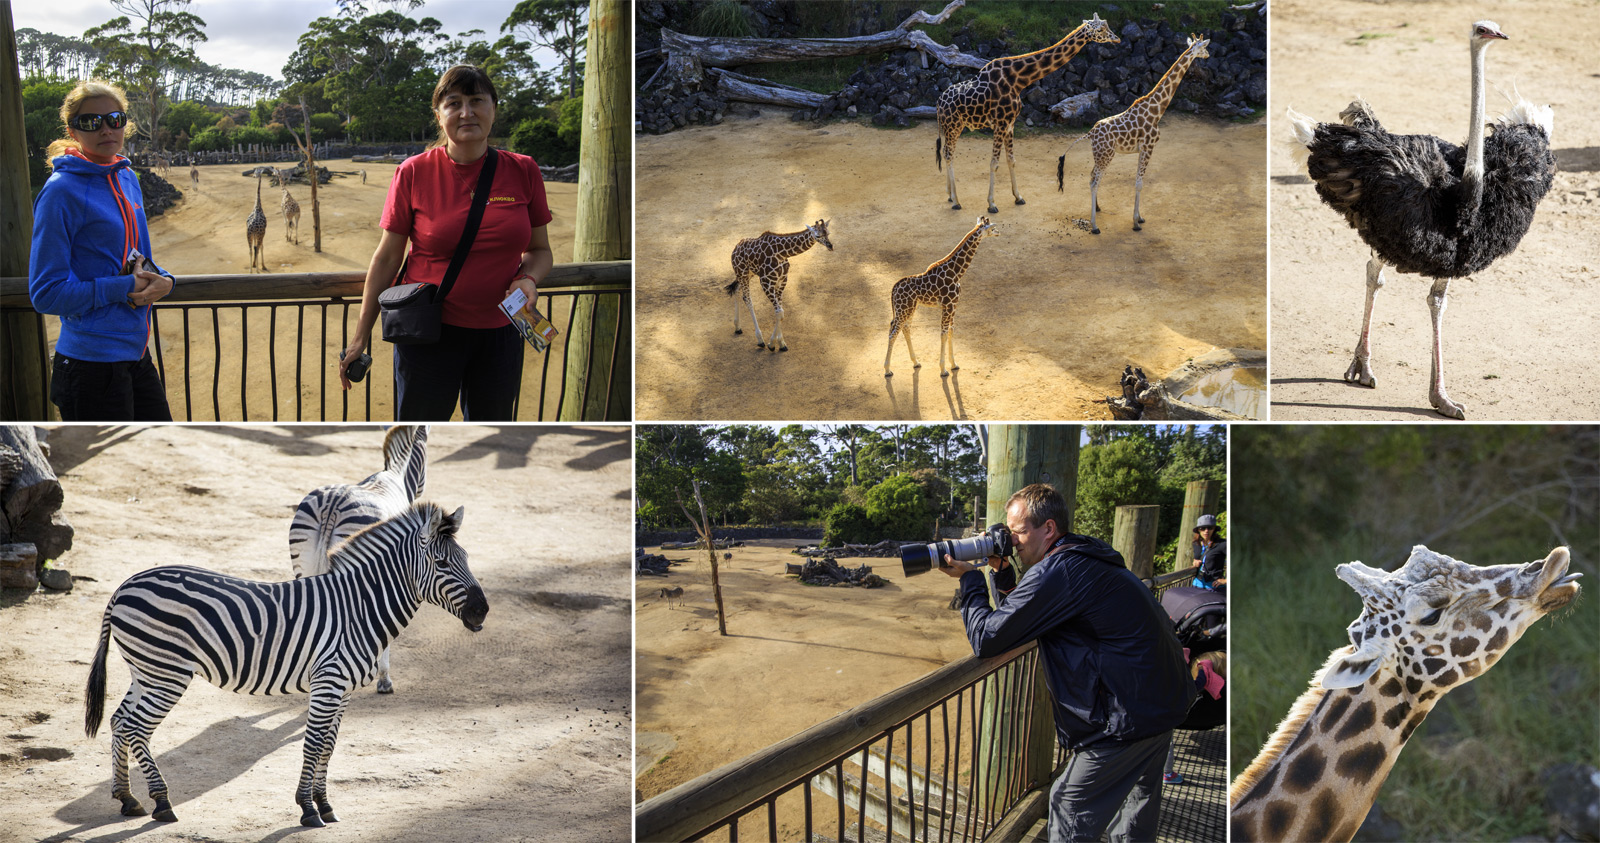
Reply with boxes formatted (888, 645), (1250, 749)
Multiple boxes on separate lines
(1322, 638), (1385, 689)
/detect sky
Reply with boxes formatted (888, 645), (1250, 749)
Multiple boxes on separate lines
(14, 0), (565, 83)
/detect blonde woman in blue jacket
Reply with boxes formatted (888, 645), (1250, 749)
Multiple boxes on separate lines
(29, 79), (175, 420)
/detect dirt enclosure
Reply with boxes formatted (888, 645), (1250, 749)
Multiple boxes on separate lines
(0, 424), (631, 842)
(635, 111), (1266, 421)
(1268, 0), (1600, 420)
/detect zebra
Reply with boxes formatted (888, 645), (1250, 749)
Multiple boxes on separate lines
(289, 424), (427, 694)
(85, 501), (487, 828)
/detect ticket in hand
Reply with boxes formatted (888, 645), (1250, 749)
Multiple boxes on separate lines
(499, 287), (560, 353)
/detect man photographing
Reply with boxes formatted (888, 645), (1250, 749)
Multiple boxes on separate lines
(942, 484), (1195, 842)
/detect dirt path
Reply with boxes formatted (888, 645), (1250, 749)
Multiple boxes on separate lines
(635, 112), (1266, 421)
(635, 541), (974, 800)
(0, 424), (631, 842)
(1268, 0), (1600, 420)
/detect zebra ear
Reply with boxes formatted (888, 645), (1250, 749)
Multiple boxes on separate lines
(444, 505), (465, 534)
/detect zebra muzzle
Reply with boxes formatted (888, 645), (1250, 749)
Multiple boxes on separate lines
(461, 588), (489, 632)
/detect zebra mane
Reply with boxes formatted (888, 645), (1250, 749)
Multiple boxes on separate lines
(325, 500), (449, 567)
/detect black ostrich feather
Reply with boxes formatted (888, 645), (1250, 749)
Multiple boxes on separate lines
(1304, 103), (1554, 279)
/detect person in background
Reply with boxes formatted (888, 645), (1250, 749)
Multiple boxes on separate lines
(1190, 514), (1226, 589)
(29, 79), (175, 421)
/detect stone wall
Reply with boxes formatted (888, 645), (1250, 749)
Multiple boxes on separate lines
(637, 525), (824, 546)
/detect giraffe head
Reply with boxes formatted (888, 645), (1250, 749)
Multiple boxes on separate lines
(808, 219), (833, 251)
(970, 215), (999, 242)
(1184, 34), (1211, 61)
(1322, 545), (1580, 693)
(1080, 13), (1120, 45)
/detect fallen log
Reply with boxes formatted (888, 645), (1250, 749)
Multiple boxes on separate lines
(710, 69), (828, 108)
(0, 427), (73, 569)
(1050, 91), (1100, 121)
(1103, 365), (1249, 422)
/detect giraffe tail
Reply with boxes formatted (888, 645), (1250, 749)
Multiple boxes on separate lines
(1057, 154), (1065, 192)
(723, 279), (739, 296)
(935, 136), (943, 172)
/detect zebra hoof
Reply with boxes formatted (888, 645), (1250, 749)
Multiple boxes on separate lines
(376, 679), (394, 694)
(118, 795), (146, 817)
(301, 807), (326, 828)
(152, 802), (177, 823)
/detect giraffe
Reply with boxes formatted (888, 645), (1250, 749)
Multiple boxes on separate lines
(723, 219), (833, 352)
(189, 162), (199, 192)
(884, 215), (998, 378)
(1058, 35), (1210, 234)
(278, 169), (301, 246)
(936, 13), (1119, 214)
(245, 169), (267, 272)
(1230, 545), (1581, 843)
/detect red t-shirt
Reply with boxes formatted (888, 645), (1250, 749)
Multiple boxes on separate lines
(381, 146), (553, 329)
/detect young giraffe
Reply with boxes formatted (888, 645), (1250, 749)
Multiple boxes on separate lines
(723, 219), (833, 352)
(884, 216), (998, 378)
(1230, 545), (1581, 843)
(278, 169), (301, 246)
(245, 169), (267, 272)
(1058, 35), (1210, 234)
(936, 13), (1119, 214)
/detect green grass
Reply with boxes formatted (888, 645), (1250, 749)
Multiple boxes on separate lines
(917, 1), (1233, 49)
(1232, 541), (1598, 841)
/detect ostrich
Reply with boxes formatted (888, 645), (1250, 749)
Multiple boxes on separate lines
(1285, 20), (1555, 419)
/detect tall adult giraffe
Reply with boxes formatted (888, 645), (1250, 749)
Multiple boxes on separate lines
(936, 13), (1120, 214)
(1230, 546), (1581, 842)
(1058, 34), (1210, 234)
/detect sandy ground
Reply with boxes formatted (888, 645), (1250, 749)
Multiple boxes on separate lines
(635, 111), (1266, 421)
(1268, 0), (1600, 420)
(634, 540), (976, 800)
(0, 424), (632, 842)
(39, 159), (580, 421)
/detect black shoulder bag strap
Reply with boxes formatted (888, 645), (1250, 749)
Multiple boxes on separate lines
(431, 145), (499, 303)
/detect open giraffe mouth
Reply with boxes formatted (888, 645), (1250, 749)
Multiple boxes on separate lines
(1539, 570), (1581, 612)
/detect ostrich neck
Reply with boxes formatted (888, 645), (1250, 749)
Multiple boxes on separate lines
(1464, 42), (1488, 185)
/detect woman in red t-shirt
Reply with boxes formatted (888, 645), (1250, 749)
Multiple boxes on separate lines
(339, 65), (554, 420)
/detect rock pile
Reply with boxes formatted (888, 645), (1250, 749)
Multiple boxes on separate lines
(134, 169), (182, 217)
(793, 556), (886, 588)
(793, 540), (903, 559)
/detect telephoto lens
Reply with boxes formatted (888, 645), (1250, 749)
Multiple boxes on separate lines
(900, 532), (998, 576)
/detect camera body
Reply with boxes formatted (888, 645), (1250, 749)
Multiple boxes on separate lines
(900, 523), (1015, 577)
(344, 351), (372, 383)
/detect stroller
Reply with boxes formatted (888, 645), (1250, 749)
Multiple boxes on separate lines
(1162, 585), (1226, 730)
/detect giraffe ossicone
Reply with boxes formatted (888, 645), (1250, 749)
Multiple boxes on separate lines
(884, 215), (998, 378)
(1230, 545), (1581, 843)
(935, 14), (1119, 214)
(723, 219), (833, 352)
(1058, 34), (1210, 234)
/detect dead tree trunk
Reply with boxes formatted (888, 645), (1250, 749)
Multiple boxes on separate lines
(0, 426), (74, 579)
(676, 481), (727, 635)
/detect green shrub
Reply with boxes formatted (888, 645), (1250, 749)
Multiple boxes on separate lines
(823, 502), (873, 545)
(865, 475), (931, 542)
(509, 117), (577, 167)
(188, 126), (230, 152)
(232, 126), (278, 148)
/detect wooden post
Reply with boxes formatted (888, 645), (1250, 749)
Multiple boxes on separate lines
(1177, 479), (1219, 573)
(1113, 504), (1161, 580)
(561, 0), (631, 421)
(0, 2), (51, 420)
(676, 480), (727, 636)
(979, 425), (1081, 807)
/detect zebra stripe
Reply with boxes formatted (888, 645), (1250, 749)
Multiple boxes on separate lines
(85, 500), (486, 828)
(288, 424), (427, 694)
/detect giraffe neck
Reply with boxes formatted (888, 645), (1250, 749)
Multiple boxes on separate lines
(1002, 25), (1098, 89)
(929, 227), (986, 280)
(1231, 660), (1436, 843)
(1134, 48), (1200, 122)
(768, 229), (818, 259)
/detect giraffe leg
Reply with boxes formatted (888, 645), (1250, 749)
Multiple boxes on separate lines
(1004, 130), (1023, 206)
(884, 316), (903, 377)
(1344, 255), (1385, 388)
(946, 315), (959, 374)
(763, 265), (788, 352)
(1088, 163), (1106, 235)
(743, 284), (767, 349)
(730, 274), (746, 335)
(1427, 277), (1466, 419)
(943, 126), (962, 209)
(986, 131), (1004, 214)
(940, 306), (957, 377)
(1133, 144), (1154, 230)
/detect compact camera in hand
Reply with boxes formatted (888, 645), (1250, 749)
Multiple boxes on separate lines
(900, 523), (1015, 576)
(343, 351), (372, 383)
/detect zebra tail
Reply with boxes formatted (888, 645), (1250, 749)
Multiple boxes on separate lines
(84, 607), (112, 738)
(936, 136), (943, 172)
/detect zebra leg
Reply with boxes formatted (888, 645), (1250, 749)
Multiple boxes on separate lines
(109, 688), (146, 817)
(122, 677), (190, 822)
(374, 646), (394, 694)
(297, 686), (353, 826)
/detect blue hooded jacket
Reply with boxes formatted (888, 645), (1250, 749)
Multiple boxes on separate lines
(958, 533), (1196, 751)
(29, 151), (171, 363)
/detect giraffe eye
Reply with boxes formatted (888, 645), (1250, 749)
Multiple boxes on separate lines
(1420, 608), (1444, 626)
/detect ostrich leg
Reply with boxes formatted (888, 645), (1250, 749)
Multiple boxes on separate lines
(1427, 277), (1467, 419)
(1344, 254), (1386, 387)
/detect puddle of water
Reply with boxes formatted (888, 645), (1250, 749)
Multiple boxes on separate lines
(1177, 366), (1265, 419)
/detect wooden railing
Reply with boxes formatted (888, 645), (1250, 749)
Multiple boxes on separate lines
(636, 642), (1053, 843)
(0, 261), (630, 421)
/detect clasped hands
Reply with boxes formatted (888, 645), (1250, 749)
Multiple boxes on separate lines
(128, 269), (172, 307)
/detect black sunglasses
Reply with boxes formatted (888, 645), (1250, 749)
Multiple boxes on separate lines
(69, 111), (129, 132)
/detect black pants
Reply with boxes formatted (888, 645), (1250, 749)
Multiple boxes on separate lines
(50, 351), (173, 421)
(393, 323), (524, 421)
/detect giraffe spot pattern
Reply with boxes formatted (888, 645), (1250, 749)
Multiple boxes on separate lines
(1303, 790), (1340, 842)
(1418, 690), (1437, 703)
(1334, 701), (1376, 743)
(1231, 812), (1256, 842)
(1471, 612), (1494, 632)
(1433, 668), (1459, 686)
(1379, 677), (1402, 697)
(1492, 601), (1512, 617)
(1391, 623), (1401, 636)
(1239, 762), (1280, 809)
(1405, 677), (1423, 695)
(1462, 658), (1482, 677)
(1496, 577), (1513, 597)
(1422, 657), (1447, 674)
(1486, 626), (1509, 652)
(1283, 746), (1327, 794)
(1262, 800), (1296, 841)
(1450, 636), (1479, 657)
(1400, 708), (1430, 742)
(1335, 741), (1387, 785)
(1424, 644), (1444, 657)
(1382, 700), (1411, 729)
(1320, 693), (1352, 735)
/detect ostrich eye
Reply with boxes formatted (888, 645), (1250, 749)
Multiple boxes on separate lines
(1420, 608), (1444, 626)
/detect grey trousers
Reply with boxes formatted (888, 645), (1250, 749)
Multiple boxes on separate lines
(1047, 730), (1172, 843)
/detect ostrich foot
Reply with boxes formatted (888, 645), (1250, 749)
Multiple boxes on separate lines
(1429, 388), (1466, 420)
(1343, 356), (1376, 388)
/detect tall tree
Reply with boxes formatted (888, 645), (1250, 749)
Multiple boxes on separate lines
(501, 0), (587, 98)
(84, 0), (207, 152)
